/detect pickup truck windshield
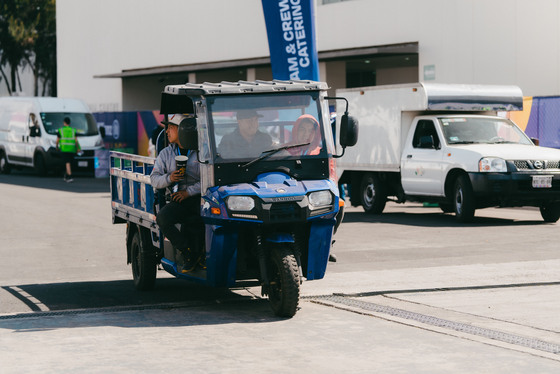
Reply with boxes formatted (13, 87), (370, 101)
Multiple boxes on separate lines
(440, 117), (533, 146)
(208, 92), (326, 161)
(41, 112), (99, 136)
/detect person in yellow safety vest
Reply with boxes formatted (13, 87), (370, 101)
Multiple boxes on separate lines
(56, 117), (81, 183)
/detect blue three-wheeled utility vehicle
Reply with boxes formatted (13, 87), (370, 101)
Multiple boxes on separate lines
(110, 80), (358, 317)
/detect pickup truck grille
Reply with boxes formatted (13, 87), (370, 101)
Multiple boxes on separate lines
(513, 160), (560, 170)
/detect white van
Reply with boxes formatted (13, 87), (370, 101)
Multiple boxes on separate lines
(0, 97), (105, 175)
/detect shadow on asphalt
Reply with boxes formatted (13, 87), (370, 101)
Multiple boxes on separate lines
(0, 169), (109, 194)
(342, 208), (547, 228)
(1, 277), (259, 314)
(0, 277), (278, 329)
(0, 277), (281, 329)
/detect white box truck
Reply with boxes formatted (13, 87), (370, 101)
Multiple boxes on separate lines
(336, 83), (560, 222)
(0, 97), (105, 176)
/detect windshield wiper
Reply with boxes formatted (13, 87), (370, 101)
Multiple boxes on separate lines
(490, 140), (515, 144)
(449, 141), (476, 144)
(241, 142), (310, 168)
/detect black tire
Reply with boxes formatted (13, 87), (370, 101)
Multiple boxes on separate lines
(0, 151), (11, 174)
(540, 202), (560, 223)
(360, 173), (386, 214)
(268, 246), (300, 318)
(334, 203), (344, 235)
(130, 229), (157, 290)
(453, 175), (475, 222)
(34, 153), (47, 176)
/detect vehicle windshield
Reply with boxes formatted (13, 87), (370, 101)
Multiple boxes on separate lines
(40, 112), (99, 136)
(208, 92), (327, 161)
(440, 117), (533, 145)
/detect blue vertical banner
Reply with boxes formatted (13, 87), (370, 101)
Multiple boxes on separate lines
(261, 0), (320, 81)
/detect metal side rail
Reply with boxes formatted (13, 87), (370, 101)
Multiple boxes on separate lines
(110, 151), (157, 226)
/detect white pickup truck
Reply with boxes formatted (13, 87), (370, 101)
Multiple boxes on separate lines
(336, 83), (560, 222)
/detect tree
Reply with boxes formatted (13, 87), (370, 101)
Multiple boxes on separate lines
(0, 0), (56, 96)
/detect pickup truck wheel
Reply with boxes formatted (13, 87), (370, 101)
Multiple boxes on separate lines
(540, 202), (560, 223)
(453, 175), (475, 222)
(439, 202), (454, 213)
(130, 230), (157, 290)
(0, 151), (11, 174)
(267, 245), (300, 318)
(360, 173), (386, 214)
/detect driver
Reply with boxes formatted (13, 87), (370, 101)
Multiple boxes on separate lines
(218, 109), (272, 158)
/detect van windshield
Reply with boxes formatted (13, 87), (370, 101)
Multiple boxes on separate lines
(40, 113), (99, 136)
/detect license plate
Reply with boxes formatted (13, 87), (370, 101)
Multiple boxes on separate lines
(78, 161), (88, 168)
(532, 175), (552, 188)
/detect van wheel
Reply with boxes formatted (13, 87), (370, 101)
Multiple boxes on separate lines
(0, 151), (11, 174)
(34, 153), (47, 176)
(453, 175), (475, 222)
(360, 173), (386, 214)
(540, 202), (560, 223)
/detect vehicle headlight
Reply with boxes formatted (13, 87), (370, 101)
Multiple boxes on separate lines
(479, 157), (507, 172)
(308, 190), (333, 210)
(95, 137), (105, 147)
(227, 196), (255, 211)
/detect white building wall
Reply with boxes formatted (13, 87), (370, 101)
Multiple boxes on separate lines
(0, 64), (44, 97)
(57, 0), (560, 111)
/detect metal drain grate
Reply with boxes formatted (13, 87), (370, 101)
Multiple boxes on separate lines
(311, 295), (560, 355)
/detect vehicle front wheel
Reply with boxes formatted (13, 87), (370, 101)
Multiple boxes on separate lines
(267, 246), (300, 318)
(0, 151), (11, 174)
(453, 175), (475, 222)
(34, 153), (47, 176)
(439, 202), (454, 213)
(540, 202), (560, 223)
(360, 173), (386, 214)
(130, 229), (157, 290)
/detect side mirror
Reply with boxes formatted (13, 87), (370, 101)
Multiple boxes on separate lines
(29, 126), (40, 137)
(531, 137), (539, 146)
(340, 114), (358, 147)
(99, 126), (106, 138)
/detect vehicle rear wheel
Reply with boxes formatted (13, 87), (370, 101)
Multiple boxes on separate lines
(0, 151), (11, 174)
(34, 153), (47, 176)
(130, 229), (157, 290)
(267, 245), (300, 318)
(360, 173), (386, 214)
(453, 175), (475, 222)
(540, 202), (560, 223)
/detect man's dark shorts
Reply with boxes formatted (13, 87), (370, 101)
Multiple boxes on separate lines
(61, 152), (76, 163)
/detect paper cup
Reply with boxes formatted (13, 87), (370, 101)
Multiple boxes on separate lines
(175, 155), (188, 175)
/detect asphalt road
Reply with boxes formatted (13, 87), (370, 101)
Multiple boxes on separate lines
(1, 170), (559, 373)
